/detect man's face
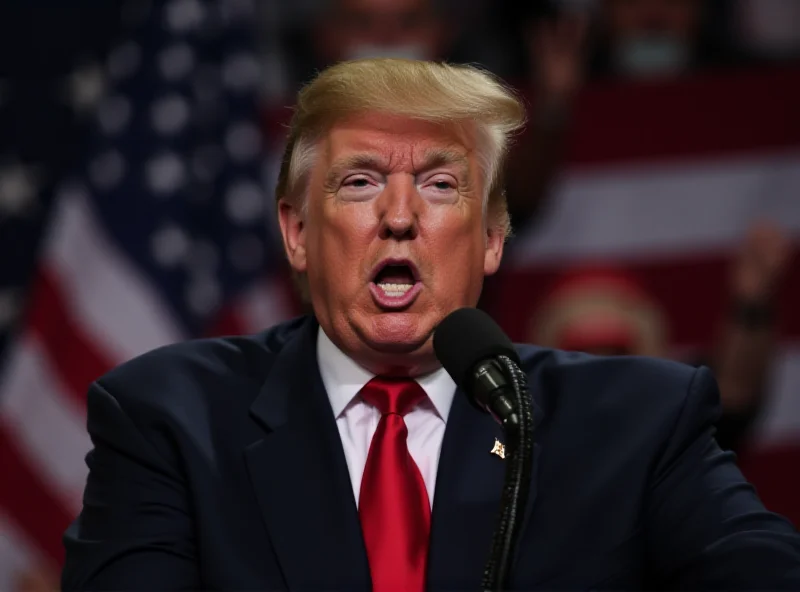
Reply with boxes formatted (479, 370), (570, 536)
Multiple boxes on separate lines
(319, 0), (443, 63)
(279, 113), (504, 375)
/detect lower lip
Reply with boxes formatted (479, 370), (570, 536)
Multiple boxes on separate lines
(369, 282), (423, 310)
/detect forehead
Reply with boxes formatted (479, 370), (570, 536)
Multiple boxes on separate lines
(318, 113), (477, 166)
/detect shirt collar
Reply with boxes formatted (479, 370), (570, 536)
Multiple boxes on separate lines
(316, 326), (456, 421)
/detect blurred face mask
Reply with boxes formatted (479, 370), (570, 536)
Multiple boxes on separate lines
(614, 35), (689, 77)
(344, 43), (432, 61)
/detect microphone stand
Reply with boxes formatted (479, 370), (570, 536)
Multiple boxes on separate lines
(481, 355), (535, 592)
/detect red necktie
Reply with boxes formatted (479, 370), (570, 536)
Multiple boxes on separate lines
(358, 377), (431, 592)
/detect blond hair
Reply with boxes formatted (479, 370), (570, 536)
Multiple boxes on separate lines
(275, 58), (527, 235)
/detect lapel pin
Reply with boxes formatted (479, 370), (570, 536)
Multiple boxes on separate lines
(490, 438), (506, 459)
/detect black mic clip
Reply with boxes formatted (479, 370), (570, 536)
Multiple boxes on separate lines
(470, 359), (520, 434)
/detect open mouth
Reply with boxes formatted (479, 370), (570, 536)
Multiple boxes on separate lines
(369, 259), (422, 309)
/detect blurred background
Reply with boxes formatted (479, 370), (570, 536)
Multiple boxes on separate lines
(1, 0), (799, 588)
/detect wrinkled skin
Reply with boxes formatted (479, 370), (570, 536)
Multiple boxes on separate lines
(279, 113), (504, 376)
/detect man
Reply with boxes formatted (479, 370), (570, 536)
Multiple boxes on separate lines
(590, 0), (744, 79)
(62, 59), (800, 590)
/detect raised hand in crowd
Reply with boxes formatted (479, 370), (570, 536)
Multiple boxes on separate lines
(714, 221), (793, 417)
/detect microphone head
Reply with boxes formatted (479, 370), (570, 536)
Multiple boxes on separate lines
(433, 307), (520, 391)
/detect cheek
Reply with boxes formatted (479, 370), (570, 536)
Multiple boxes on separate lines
(308, 206), (376, 280)
(426, 210), (486, 272)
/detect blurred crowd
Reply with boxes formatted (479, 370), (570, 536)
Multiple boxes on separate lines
(1, 0), (799, 589)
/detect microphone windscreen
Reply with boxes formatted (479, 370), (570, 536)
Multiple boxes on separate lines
(433, 307), (520, 390)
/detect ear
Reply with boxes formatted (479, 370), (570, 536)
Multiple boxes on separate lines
(483, 223), (505, 276)
(278, 198), (307, 273)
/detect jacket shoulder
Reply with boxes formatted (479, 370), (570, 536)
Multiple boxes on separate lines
(94, 316), (309, 409)
(515, 343), (714, 424)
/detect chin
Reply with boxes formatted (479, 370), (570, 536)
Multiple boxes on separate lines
(360, 311), (434, 353)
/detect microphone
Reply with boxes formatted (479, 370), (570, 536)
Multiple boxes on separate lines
(433, 308), (534, 592)
(433, 307), (522, 432)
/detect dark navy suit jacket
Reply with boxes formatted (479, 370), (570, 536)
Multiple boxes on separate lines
(62, 315), (800, 590)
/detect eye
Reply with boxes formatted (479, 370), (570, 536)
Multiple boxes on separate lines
(423, 175), (457, 192)
(338, 174), (382, 201)
(343, 175), (372, 188)
(433, 180), (453, 190)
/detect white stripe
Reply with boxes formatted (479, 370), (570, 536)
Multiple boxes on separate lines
(237, 276), (292, 333)
(0, 512), (49, 592)
(45, 184), (184, 362)
(751, 342), (800, 449)
(510, 151), (800, 266)
(0, 335), (90, 512)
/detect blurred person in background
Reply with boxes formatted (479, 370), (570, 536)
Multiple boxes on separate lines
(313, 0), (448, 62)
(590, 0), (744, 79)
(734, 0), (800, 61)
(530, 220), (793, 453)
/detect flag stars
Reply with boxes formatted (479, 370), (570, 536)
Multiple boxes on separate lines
(89, 150), (126, 190)
(97, 95), (133, 136)
(225, 122), (261, 163)
(151, 224), (190, 267)
(222, 53), (260, 92)
(185, 239), (220, 275)
(225, 181), (264, 224)
(146, 152), (186, 195)
(158, 43), (196, 81)
(186, 273), (221, 317)
(66, 62), (106, 114)
(0, 163), (40, 216)
(165, 0), (206, 33)
(150, 94), (190, 135)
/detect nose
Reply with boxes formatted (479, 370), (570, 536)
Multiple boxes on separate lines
(377, 175), (420, 241)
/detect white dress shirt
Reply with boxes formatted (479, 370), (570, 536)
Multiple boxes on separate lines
(317, 327), (456, 508)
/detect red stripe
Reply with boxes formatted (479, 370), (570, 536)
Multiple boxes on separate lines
(25, 268), (115, 409)
(739, 442), (800, 528)
(485, 246), (800, 348)
(206, 304), (248, 337)
(509, 66), (800, 170)
(565, 66), (800, 167)
(0, 422), (73, 565)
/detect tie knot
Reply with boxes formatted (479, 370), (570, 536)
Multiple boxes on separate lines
(360, 377), (426, 416)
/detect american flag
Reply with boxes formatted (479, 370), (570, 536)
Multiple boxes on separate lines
(0, 0), (293, 586)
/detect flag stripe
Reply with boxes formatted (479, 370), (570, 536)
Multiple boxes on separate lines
(28, 268), (114, 406)
(0, 511), (53, 592)
(0, 336), (92, 506)
(0, 423), (73, 565)
(509, 152), (800, 265)
(46, 187), (184, 362)
(738, 441), (800, 530)
(563, 66), (800, 167)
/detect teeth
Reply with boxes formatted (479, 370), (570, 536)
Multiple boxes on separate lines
(378, 283), (414, 297)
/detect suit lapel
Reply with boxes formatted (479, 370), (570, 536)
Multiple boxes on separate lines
(427, 384), (544, 591)
(245, 318), (370, 591)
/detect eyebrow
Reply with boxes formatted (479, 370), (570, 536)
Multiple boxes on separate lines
(414, 148), (471, 175)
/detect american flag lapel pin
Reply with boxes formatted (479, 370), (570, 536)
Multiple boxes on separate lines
(490, 438), (506, 459)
